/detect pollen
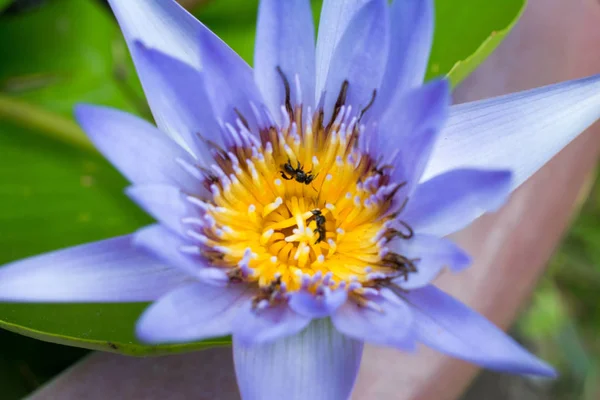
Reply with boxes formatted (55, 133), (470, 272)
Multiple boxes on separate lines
(186, 81), (415, 297)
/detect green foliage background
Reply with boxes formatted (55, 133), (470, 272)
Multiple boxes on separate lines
(0, 0), (595, 398)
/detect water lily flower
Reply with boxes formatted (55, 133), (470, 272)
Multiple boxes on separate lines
(1, 0), (600, 398)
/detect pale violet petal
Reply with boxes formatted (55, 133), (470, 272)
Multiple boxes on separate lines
(254, 0), (315, 120)
(134, 224), (228, 285)
(401, 285), (557, 376)
(322, 0), (389, 122)
(126, 184), (188, 236)
(374, 78), (450, 189)
(315, 0), (370, 102)
(403, 169), (512, 236)
(331, 288), (415, 350)
(422, 74), (600, 192)
(136, 282), (251, 343)
(233, 318), (363, 400)
(106, 0), (210, 149)
(0, 235), (190, 302)
(388, 234), (471, 289)
(131, 43), (222, 163)
(197, 26), (266, 131)
(107, 0), (202, 69)
(232, 302), (311, 346)
(288, 287), (347, 318)
(375, 0), (434, 115)
(74, 105), (200, 194)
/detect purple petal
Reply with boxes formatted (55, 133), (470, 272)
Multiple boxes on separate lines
(107, 0), (202, 69)
(401, 285), (557, 376)
(403, 169), (512, 236)
(134, 224), (228, 285)
(375, 78), (450, 189)
(232, 302), (311, 346)
(423, 74), (600, 192)
(233, 319), (363, 400)
(315, 0), (370, 102)
(136, 282), (251, 343)
(331, 288), (415, 350)
(322, 0), (389, 122)
(0, 235), (190, 302)
(254, 0), (315, 120)
(126, 184), (189, 236)
(288, 287), (347, 318)
(106, 0), (217, 149)
(131, 43), (222, 162)
(388, 234), (471, 289)
(197, 25), (265, 131)
(375, 0), (434, 115)
(74, 105), (200, 194)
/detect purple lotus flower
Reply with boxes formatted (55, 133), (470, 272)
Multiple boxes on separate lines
(1, 0), (600, 398)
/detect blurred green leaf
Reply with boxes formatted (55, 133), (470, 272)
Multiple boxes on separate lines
(0, 0), (144, 117)
(0, 0), (12, 12)
(427, 0), (525, 85)
(0, 121), (228, 355)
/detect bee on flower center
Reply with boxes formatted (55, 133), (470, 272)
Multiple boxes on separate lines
(310, 209), (327, 244)
(280, 158), (317, 184)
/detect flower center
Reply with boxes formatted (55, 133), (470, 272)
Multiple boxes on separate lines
(186, 100), (416, 295)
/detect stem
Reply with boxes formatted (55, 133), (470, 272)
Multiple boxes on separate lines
(0, 94), (96, 153)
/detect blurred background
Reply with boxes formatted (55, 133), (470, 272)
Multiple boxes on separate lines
(0, 0), (599, 399)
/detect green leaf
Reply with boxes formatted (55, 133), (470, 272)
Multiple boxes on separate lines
(428, 0), (526, 86)
(0, 0), (220, 355)
(0, 120), (228, 355)
(0, 0), (145, 117)
(0, 0), (12, 12)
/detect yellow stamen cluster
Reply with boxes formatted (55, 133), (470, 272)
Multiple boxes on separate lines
(193, 108), (403, 293)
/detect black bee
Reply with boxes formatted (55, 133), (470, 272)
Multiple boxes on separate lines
(280, 159), (317, 184)
(311, 209), (327, 244)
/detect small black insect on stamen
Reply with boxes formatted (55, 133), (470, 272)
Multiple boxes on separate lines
(276, 66), (294, 117)
(310, 209), (327, 244)
(280, 158), (317, 185)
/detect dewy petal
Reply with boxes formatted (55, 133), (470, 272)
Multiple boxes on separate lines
(75, 105), (200, 194)
(322, 0), (389, 122)
(233, 318), (363, 400)
(136, 282), (251, 343)
(126, 184), (189, 236)
(388, 234), (471, 290)
(401, 285), (557, 376)
(254, 0), (316, 120)
(131, 43), (222, 163)
(331, 288), (415, 350)
(0, 235), (190, 302)
(375, 0), (434, 115)
(134, 224), (229, 286)
(232, 302), (311, 346)
(196, 25), (266, 131)
(375, 78), (450, 190)
(403, 169), (513, 237)
(422, 74), (600, 192)
(315, 0), (370, 101)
